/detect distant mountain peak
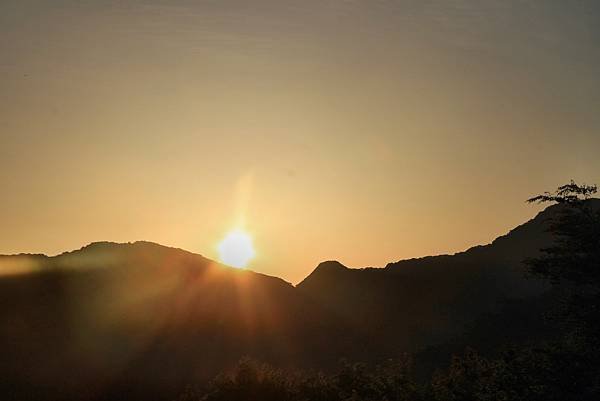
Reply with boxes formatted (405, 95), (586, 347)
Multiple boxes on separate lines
(58, 240), (198, 258)
(314, 260), (349, 273)
(78, 240), (164, 250)
(296, 261), (348, 288)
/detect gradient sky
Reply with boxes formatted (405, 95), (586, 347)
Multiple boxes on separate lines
(2, 0), (599, 283)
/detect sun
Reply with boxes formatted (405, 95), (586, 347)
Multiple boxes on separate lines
(217, 229), (256, 268)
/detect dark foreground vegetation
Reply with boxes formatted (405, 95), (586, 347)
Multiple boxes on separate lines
(178, 338), (599, 401)
(177, 181), (600, 401)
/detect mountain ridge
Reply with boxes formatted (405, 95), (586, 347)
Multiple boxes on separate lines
(6, 200), (598, 286)
(2, 200), (598, 400)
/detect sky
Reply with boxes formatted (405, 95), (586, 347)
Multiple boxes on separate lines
(1, 0), (599, 283)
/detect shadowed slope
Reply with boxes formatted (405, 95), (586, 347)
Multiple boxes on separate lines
(296, 202), (600, 353)
(0, 242), (354, 401)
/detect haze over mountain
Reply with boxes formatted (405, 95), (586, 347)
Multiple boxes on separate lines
(1, 200), (597, 400)
(3, 0), (599, 399)
(3, 0), (600, 284)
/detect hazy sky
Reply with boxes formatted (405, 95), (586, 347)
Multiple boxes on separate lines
(2, 0), (599, 283)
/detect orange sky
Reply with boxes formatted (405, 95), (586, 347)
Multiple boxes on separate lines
(2, 1), (599, 283)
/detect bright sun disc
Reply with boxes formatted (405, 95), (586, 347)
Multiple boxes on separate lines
(217, 229), (256, 268)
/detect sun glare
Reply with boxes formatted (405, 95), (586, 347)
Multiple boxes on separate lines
(217, 229), (256, 268)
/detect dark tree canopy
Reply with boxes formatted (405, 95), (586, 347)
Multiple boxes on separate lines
(526, 180), (600, 287)
(527, 180), (597, 205)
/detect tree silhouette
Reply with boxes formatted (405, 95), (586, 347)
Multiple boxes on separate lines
(526, 180), (600, 286)
(432, 182), (600, 401)
(527, 180), (597, 205)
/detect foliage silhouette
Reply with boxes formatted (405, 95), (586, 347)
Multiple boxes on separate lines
(179, 357), (419, 401)
(431, 180), (600, 401)
(526, 180), (600, 286)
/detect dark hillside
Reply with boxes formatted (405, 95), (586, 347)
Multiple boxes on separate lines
(3, 201), (598, 400)
(0, 242), (353, 400)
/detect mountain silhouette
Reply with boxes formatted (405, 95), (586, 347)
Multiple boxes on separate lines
(296, 202), (565, 353)
(0, 242), (359, 400)
(1, 200), (597, 400)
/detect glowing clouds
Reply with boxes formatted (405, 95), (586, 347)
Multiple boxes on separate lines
(217, 229), (256, 268)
